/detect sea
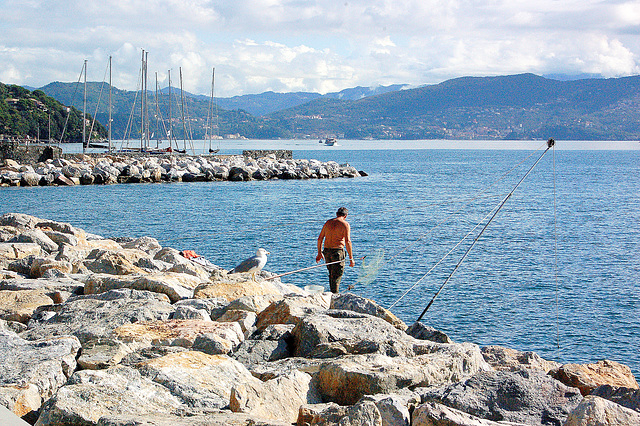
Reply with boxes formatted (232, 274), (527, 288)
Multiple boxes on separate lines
(1, 139), (639, 377)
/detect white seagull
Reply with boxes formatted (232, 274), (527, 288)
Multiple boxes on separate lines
(230, 248), (270, 281)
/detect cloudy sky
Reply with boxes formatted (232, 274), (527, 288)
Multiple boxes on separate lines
(1, 0), (640, 97)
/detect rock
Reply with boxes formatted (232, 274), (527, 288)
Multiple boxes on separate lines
(0, 330), (80, 418)
(34, 366), (186, 426)
(591, 385), (640, 412)
(0, 213), (39, 230)
(297, 400), (383, 426)
(83, 249), (149, 275)
(549, 360), (639, 396)
(224, 294), (282, 315)
(20, 288), (175, 344)
(113, 319), (244, 353)
(0, 383), (42, 421)
(412, 401), (527, 426)
(9, 229), (58, 254)
(85, 272), (205, 302)
(76, 337), (138, 370)
(0, 243), (41, 260)
(0, 277), (84, 302)
(218, 309), (257, 335)
(316, 345), (489, 405)
(194, 277), (285, 302)
(97, 412), (290, 426)
(255, 295), (331, 331)
(232, 339), (291, 367)
(137, 351), (257, 410)
(230, 369), (322, 424)
(406, 322), (453, 344)
(361, 394), (411, 426)
(0, 289), (54, 323)
(419, 369), (583, 425)
(331, 293), (407, 331)
(20, 172), (41, 187)
(564, 395), (640, 426)
(291, 310), (415, 358)
(173, 304), (212, 321)
(174, 297), (229, 320)
(29, 257), (73, 278)
(481, 345), (560, 373)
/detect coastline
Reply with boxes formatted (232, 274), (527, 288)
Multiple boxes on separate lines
(1, 213), (639, 425)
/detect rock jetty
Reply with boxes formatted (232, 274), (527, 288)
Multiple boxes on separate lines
(0, 154), (363, 187)
(1, 212), (639, 426)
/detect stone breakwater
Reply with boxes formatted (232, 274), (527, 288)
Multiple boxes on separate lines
(0, 154), (364, 187)
(1, 213), (639, 426)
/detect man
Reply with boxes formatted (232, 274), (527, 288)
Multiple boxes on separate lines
(316, 207), (355, 293)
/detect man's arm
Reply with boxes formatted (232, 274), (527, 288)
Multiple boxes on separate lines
(316, 224), (326, 263)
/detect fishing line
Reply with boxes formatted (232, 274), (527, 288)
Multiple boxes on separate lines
(415, 139), (555, 322)
(552, 143), (560, 350)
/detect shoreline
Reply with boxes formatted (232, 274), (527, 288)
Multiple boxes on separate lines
(1, 212), (638, 425)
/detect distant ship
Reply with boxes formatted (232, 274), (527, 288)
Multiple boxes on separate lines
(320, 137), (337, 146)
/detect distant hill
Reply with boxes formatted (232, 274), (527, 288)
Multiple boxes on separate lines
(26, 73), (640, 141)
(0, 83), (106, 142)
(266, 73), (640, 140)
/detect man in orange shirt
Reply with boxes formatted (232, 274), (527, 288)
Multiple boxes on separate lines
(316, 207), (355, 293)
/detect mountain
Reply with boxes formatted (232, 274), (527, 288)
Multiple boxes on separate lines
(0, 83), (106, 142)
(266, 73), (640, 140)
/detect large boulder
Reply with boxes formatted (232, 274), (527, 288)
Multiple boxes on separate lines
(9, 229), (58, 254)
(0, 243), (41, 260)
(83, 250), (149, 275)
(564, 395), (640, 426)
(34, 366), (186, 426)
(481, 345), (560, 373)
(85, 272), (205, 302)
(0, 289), (54, 323)
(330, 293), (406, 331)
(256, 294), (331, 330)
(137, 351), (257, 410)
(291, 310), (415, 358)
(412, 401), (527, 426)
(20, 289), (175, 344)
(230, 369), (322, 424)
(113, 319), (244, 354)
(549, 360), (639, 396)
(194, 277), (284, 302)
(419, 369), (583, 425)
(316, 346), (489, 406)
(297, 400), (383, 426)
(591, 384), (640, 412)
(0, 330), (80, 419)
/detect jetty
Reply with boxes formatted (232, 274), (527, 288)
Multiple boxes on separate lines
(0, 147), (364, 187)
(0, 213), (638, 425)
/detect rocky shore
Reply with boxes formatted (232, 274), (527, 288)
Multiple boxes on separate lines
(1, 212), (639, 426)
(0, 154), (363, 186)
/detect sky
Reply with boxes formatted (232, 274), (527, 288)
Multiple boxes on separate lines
(1, 0), (640, 97)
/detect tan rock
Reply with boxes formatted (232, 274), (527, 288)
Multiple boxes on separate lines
(482, 345), (560, 373)
(564, 395), (640, 426)
(0, 289), (54, 323)
(218, 309), (257, 334)
(85, 272), (204, 302)
(0, 242), (41, 259)
(114, 319), (244, 351)
(29, 258), (73, 278)
(224, 294), (283, 314)
(230, 369), (322, 424)
(83, 250), (149, 275)
(194, 278), (284, 302)
(550, 360), (639, 396)
(137, 351), (258, 410)
(0, 384), (42, 418)
(80, 238), (123, 252)
(256, 295), (328, 330)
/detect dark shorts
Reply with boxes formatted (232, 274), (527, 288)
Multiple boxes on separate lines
(323, 247), (346, 293)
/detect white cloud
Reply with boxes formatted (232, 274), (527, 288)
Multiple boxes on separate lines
(1, 0), (639, 96)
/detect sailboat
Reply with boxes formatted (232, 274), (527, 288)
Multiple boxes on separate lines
(206, 67), (220, 154)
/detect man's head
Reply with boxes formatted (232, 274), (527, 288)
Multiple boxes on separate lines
(336, 207), (348, 217)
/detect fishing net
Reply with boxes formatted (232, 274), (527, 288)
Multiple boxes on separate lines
(355, 249), (385, 286)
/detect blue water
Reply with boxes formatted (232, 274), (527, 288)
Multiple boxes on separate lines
(1, 141), (639, 377)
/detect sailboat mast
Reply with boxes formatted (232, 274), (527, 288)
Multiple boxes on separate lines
(108, 56), (112, 153)
(168, 70), (173, 151)
(208, 67), (215, 152)
(82, 59), (87, 154)
(179, 67), (187, 152)
(144, 50), (149, 149)
(140, 50), (145, 151)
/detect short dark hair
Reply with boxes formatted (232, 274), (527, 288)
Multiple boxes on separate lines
(336, 207), (348, 217)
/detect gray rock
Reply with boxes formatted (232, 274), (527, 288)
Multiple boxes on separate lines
(118, 236), (162, 255)
(231, 339), (290, 367)
(95, 412), (290, 426)
(361, 394), (411, 426)
(406, 322), (453, 343)
(591, 385), (640, 412)
(9, 229), (58, 254)
(419, 369), (583, 425)
(174, 297), (229, 320)
(481, 345), (560, 373)
(564, 395), (640, 426)
(0, 329), (80, 418)
(20, 288), (175, 344)
(292, 310), (415, 358)
(34, 366), (187, 426)
(412, 401), (528, 426)
(331, 293), (407, 330)
(20, 172), (41, 187)
(173, 305), (211, 321)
